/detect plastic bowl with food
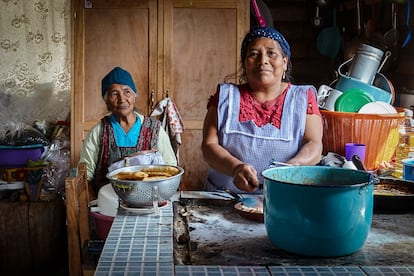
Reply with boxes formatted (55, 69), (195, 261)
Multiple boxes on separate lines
(106, 164), (184, 207)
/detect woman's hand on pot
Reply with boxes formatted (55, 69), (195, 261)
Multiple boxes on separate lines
(232, 163), (259, 192)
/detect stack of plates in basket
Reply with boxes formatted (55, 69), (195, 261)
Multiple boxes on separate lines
(358, 101), (398, 114)
(317, 84), (397, 114)
(332, 88), (397, 114)
(334, 89), (374, 112)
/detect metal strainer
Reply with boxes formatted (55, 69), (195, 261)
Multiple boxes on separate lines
(106, 164), (184, 207)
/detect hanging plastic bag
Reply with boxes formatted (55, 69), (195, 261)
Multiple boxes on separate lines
(0, 122), (50, 146)
(41, 139), (71, 196)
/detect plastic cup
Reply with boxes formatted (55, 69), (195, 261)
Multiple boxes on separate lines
(345, 143), (366, 162)
(402, 158), (414, 181)
(317, 85), (343, 111)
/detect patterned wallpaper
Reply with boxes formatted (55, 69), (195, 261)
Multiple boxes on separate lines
(0, 0), (71, 125)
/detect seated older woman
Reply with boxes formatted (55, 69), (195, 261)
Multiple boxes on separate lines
(79, 67), (177, 198)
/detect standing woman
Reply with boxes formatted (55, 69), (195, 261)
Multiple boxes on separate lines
(202, 26), (323, 193)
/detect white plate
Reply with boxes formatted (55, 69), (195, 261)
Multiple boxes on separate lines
(119, 201), (168, 215)
(375, 101), (398, 114)
(358, 102), (397, 114)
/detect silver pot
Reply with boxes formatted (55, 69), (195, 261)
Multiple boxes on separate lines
(106, 164), (184, 207)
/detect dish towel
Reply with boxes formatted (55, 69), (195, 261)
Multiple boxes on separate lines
(150, 97), (185, 162)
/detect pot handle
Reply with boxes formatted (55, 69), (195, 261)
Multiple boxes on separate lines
(337, 58), (353, 78)
(370, 174), (380, 185)
(152, 186), (160, 215)
(359, 174), (379, 195)
(352, 155), (366, 171)
(377, 51), (391, 73)
(88, 199), (101, 212)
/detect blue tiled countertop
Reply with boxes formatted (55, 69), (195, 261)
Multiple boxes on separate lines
(95, 192), (414, 276)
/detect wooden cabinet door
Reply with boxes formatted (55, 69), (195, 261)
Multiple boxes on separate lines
(161, 0), (250, 190)
(72, 0), (158, 164)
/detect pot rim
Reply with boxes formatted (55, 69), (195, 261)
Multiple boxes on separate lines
(262, 166), (378, 188)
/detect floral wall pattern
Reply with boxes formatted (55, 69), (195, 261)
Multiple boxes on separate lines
(0, 0), (71, 125)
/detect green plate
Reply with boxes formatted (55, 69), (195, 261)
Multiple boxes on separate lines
(334, 89), (374, 112)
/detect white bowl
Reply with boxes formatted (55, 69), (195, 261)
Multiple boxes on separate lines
(93, 184), (119, 217)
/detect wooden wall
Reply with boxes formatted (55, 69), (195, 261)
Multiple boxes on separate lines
(0, 200), (67, 274)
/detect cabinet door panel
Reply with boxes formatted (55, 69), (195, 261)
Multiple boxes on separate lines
(163, 0), (249, 190)
(84, 8), (150, 121)
(172, 8), (237, 119)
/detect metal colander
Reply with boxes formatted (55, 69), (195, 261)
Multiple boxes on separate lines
(106, 164), (184, 207)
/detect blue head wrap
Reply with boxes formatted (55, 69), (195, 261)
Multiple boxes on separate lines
(101, 67), (137, 97)
(241, 26), (291, 61)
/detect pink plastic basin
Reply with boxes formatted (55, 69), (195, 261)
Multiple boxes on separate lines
(89, 211), (114, 240)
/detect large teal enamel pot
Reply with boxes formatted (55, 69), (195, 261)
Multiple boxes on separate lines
(262, 166), (377, 257)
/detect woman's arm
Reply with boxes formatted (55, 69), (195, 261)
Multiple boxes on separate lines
(79, 124), (101, 182)
(287, 113), (323, 165)
(79, 124), (102, 200)
(201, 106), (258, 192)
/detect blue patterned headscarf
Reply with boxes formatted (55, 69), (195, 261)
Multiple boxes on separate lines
(101, 67), (137, 97)
(241, 26), (291, 61)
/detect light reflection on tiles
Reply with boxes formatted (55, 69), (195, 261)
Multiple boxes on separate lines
(175, 265), (270, 276)
(95, 202), (174, 275)
(361, 266), (414, 275)
(269, 266), (366, 275)
(95, 262), (174, 276)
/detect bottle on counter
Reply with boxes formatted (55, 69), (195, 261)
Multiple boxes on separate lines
(392, 109), (414, 178)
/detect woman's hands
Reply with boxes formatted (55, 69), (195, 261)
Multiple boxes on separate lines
(202, 105), (262, 193)
(232, 163), (260, 192)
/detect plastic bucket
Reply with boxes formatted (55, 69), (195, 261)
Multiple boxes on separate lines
(335, 74), (393, 104)
(347, 44), (384, 84)
(320, 109), (405, 170)
(89, 211), (114, 240)
(96, 184), (119, 217)
(262, 166), (377, 257)
(403, 158), (414, 181)
(336, 59), (393, 104)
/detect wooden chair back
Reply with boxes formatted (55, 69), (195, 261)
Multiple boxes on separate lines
(65, 162), (93, 276)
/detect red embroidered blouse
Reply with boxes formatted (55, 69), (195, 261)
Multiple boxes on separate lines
(207, 83), (321, 128)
